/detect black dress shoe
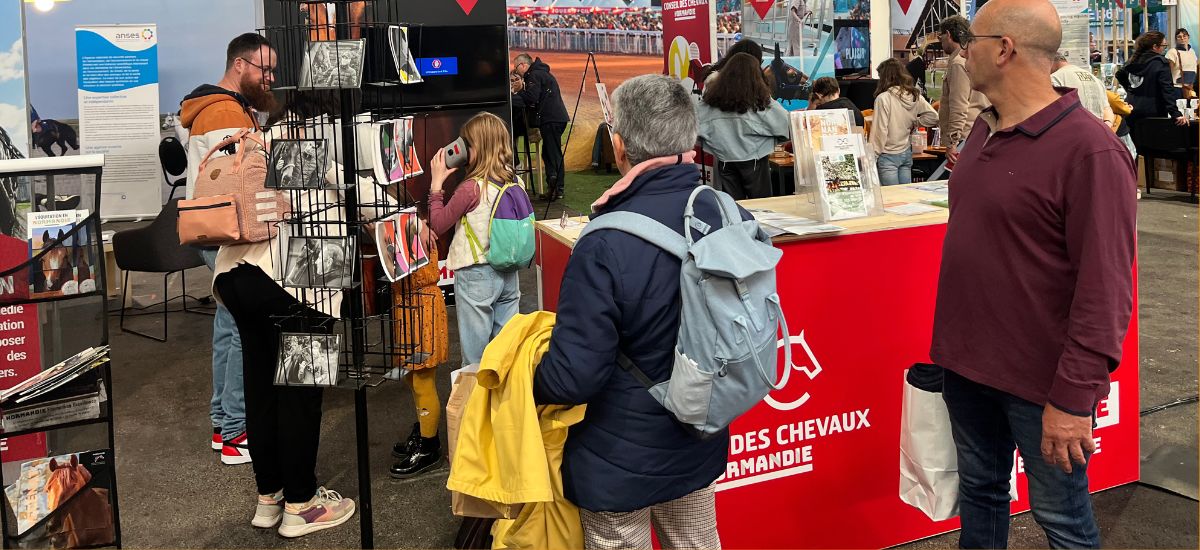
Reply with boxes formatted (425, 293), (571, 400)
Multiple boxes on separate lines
(390, 435), (442, 479)
(391, 422), (420, 459)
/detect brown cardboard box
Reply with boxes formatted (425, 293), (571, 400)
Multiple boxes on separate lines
(446, 369), (522, 519)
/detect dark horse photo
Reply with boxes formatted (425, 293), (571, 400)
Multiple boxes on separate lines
(32, 119), (79, 157)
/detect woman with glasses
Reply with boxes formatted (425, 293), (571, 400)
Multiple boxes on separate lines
(1117, 30), (1188, 127)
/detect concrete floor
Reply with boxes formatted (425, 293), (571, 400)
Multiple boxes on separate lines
(97, 194), (1197, 548)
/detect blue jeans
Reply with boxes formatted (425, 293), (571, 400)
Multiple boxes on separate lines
(877, 150), (913, 186)
(942, 369), (1099, 549)
(201, 249), (246, 440)
(453, 264), (520, 366)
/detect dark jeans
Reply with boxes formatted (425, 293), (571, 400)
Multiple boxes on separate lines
(214, 264), (331, 504)
(717, 157), (772, 200)
(540, 122), (567, 195)
(942, 369), (1100, 549)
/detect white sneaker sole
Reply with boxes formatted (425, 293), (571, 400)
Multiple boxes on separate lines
(277, 501), (356, 538)
(211, 440), (222, 451)
(252, 511), (282, 528)
(221, 453), (252, 465)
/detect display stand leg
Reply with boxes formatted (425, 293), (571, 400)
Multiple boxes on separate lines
(544, 52), (604, 220)
(355, 386), (373, 549)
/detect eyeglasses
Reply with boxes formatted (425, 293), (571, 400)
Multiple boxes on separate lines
(964, 34), (1005, 50)
(239, 57), (276, 77)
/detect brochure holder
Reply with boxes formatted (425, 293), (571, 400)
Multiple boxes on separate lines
(789, 109), (886, 223)
(0, 155), (122, 550)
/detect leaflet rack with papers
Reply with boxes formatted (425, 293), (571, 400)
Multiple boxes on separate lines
(788, 108), (886, 223)
(0, 155), (121, 549)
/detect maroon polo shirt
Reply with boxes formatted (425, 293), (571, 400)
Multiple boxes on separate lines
(931, 88), (1137, 416)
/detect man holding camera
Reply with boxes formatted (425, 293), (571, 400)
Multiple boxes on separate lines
(513, 53), (569, 200)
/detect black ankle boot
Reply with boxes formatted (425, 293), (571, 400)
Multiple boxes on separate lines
(389, 435), (442, 479)
(392, 422), (420, 459)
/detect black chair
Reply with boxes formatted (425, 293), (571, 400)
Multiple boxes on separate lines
(160, 136), (188, 201)
(113, 199), (207, 342)
(1130, 117), (1197, 202)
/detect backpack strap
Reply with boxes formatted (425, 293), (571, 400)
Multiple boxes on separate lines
(461, 179), (498, 264)
(616, 353), (658, 390)
(577, 211), (688, 261)
(683, 186), (741, 245)
(197, 129), (266, 174)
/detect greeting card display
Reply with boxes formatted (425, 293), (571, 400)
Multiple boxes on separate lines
(266, 139), (330, 189)
(275, 333), (341, 387)
(372, 118), (424, 185)
(299, 39), (365, 89)
(374, 209), (430, 282)
(283, 236), (355, 289)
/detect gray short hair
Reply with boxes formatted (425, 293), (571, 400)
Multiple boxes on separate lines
(610, 75), (698, 166)
(514, 53), (533, 65)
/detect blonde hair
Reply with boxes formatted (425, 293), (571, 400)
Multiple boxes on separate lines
(460, 112), (515, 186)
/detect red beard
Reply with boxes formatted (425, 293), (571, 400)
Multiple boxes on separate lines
(241, 75), (279, 113)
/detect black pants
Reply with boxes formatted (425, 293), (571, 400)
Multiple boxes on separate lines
(214, 264), (331, 504)
(540, 122), (567, 195)
(718, 156), (772, 200)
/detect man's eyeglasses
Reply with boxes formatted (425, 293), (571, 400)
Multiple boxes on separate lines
(964, 34), (1005, 50)
(239, 57), (276, 77)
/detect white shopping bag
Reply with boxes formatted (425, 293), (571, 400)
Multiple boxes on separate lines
(899, 369), (1018, 521)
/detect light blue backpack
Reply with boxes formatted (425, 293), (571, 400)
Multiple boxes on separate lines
(578, 186), (794, 437)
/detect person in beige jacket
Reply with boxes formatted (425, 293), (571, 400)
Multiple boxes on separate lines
(937, 15), (991, 162)
(871, 58), (939, 185)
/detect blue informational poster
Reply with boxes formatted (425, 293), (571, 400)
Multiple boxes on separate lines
(75, 25), (161, 219)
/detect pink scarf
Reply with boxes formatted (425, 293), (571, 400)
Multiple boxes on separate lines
(590, 151), (697, 213)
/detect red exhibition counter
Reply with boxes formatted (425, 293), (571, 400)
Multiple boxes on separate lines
(534, 183), (1139, 549)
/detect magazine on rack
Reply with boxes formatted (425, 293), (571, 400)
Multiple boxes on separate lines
(802, 109), (860, 154)
(816, 152), (870, 221)
(26, 210), (94, 299)
(371, 118), (424, 185)
(5, 449), (115, 541)
(374, 209), (430, 282)
(0, 346), (108, 405)
(389, 25), (423, 84)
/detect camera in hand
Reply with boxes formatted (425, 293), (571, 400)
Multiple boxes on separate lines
(444, 137), (469, 169)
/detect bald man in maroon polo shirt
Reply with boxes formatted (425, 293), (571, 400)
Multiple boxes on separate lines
(929, 0), (1136, 547)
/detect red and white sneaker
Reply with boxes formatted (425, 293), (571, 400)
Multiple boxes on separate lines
(221, 432), (252, 465)
(211, 427), (222, 451)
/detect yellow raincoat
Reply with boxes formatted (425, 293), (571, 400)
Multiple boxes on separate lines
(446, 311), (585, 550)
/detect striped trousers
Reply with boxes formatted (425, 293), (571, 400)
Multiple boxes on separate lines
(579, 485), (721, 550)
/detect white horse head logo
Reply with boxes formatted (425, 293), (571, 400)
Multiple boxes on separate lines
(764, 331), (823, 411)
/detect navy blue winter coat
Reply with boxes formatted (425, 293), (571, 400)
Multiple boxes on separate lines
(533, 161), (752, 513)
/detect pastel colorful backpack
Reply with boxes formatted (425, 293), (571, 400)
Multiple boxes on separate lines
(463, 178), (535, 272)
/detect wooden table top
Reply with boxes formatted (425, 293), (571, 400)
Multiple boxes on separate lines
(536, 182), (951, 248)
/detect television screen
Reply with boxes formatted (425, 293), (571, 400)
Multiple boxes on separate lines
(833, 20), (870, 76)
(363, 24), (509, 111)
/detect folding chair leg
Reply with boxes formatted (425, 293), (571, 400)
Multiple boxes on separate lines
(118, 270), (168, 342)
(180, 270), (215, 317)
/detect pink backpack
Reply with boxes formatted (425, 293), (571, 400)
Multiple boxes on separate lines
(177, 129), (291, 246)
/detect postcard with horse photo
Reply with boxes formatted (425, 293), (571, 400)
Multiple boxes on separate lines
(299, 39), (365, 89)
(283, 236), (355, 289)
(266, 139), (331, 189)
(275, 333), (341, 387)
